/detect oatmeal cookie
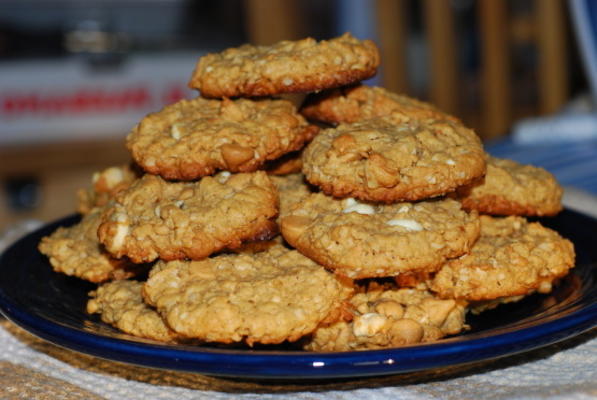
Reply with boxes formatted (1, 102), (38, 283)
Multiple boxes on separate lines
(280, 193), (480, 279)
(301, 85), (459, 125)
(126, 97), (318, 180)
(87, 280), (181, 343)
(98, 171), (278, 263)
(77, 164), (139, 215)
(302, 117), (486, 202)
(304, 285), (467, 351)
(430, 215), (575, 301)
(188, 33), (380, 98)
(265, 150), (304, 175)
(142, 244), (353, 345)
(454, 156), (563, 216)
(270, 173), (313, 219)
(38, 207), (140, 283)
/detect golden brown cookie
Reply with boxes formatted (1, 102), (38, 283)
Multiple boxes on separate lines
(77, 164), (139, 215)
(301, 85), (459, 125)
(430, 215), (575, 301)
(264, 150), (304, 175)
(304, 284), (467, 351)
(454, 156), (563, 216)
(302, 117), (486, 202)
(38, 207), (140, 283)
(98, 171), (278, 263)
(280, 193), (480, 279)
(87, 280), (181, 343)
(269, 173), (314, 219)
(188, 33), (380, 98)
(142, 244), (353, 345)
(126, 97), (318, 180)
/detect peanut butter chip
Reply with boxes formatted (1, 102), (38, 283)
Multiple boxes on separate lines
(304, 286), (467, 351)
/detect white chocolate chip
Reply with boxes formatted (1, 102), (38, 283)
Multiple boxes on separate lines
(103, 167), (124, 188)
(205, 66), (213, 72)
(111, 223), (129, 250)
(171, 123), (183, 140)
(154, 205), (161, 218)
(343, 198), (376, 215)
(217, 171), (231, 183)
(386, 218), (423, 231)
(283, 78), (294, 86)
(353, 313), (387, 337)
(446, 159), (456, 165)
(398, 205), (411, 213)
(175, 200), (185, 208)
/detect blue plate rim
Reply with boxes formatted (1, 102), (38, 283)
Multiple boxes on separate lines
(0, 211), (596, 379)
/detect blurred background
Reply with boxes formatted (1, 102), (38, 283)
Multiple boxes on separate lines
(0, 0), (595, 231)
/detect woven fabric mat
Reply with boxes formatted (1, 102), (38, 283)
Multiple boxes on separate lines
(1, 188), (596, 400)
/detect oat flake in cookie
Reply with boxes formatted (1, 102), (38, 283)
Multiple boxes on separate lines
(188, 33), (380, 98)
(142, 244), (353, 345)
(304, 285), (467, 351)
(280, 193), (480, 279)
(97, 171), (278, 263)
(127, 97), (318, 180)
(454, 155), (563, 217)
(301, 84), (459, 125)
(302, 117), (486, 202)
(430, 215), (575, 301)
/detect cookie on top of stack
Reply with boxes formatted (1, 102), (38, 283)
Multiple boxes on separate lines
(39, 33), (575, 352)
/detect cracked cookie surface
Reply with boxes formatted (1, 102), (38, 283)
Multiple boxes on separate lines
(127, 97), (318, 180)
(39, 207), (140, 283)
(188, 33), (380, 98)
(143, 244), (353, 345)
(302, 117), (486, 202)
(301, 85), (458, 125)
(281, 193), (480, 279)
(304, 284), (467, 351)
(430, 215), (575, 301)
(87, 280), (181, 343)
(98, 171), (278, 263)
(454, 156), (563, 216)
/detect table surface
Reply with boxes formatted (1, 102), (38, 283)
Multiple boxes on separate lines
(1, 139), (596, 400)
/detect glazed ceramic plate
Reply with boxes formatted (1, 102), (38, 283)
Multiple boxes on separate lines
(0, 210), (595, 380)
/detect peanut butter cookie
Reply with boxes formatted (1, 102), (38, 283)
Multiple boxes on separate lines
(304, 284), (467, 351)
(87, 280), (181, 343)
(270, 173), (314, 219)
(127, 97), (318, 180)
(98, 171), (278, 263)
(454, 156), (563, 216)
(188, 33), (380, 98)
(39, 207), (140, 283)
(77, 164), (140, 215)
(280, 193), (480, 279)
(430, 215), (575, 301)
(301, 85), (458, 125)
(142, 244), (353, 345)
(302, 117), (486, 202)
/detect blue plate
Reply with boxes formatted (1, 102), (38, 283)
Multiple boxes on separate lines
(0, 210), (596, 379)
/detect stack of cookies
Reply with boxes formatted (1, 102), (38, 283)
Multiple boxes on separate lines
(38, 33), (575, 351)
